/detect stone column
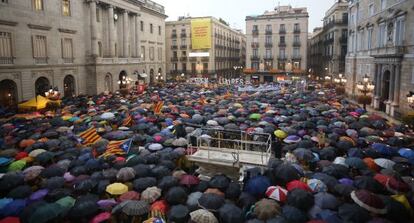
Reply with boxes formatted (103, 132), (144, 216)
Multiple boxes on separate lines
(131, 14), (136, 57)
(89, 0), (98, 57)
(373, 64), (380, 109)
(135, 16), (140, 58)
(108, 5), (116, 57)
(123, 10), (129, 57)
(391, 64), (401, 117)
(386, 64), (395, 115)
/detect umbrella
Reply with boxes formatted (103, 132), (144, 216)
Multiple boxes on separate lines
(69, 195), (99, 218)
(158, 176), (178, 191)
(119, 191), (140, 202)
(168, 204), (190, 222)
(7, 185), (32, 199)
(133, 177), (157, 192)
(100, 112), (115, 120)
(106, 183), (128, 195)
(350, 190), (387, 214)
(0, 199), (26, 217)
(0, 172), (24, 191)
(286, 189), (314, 211)
(97, 199), (117, 209)
(354, 176), (385, 193)
(148, 143), (163, 152)
(281, 205), (308, 223)
(190, 209), (218, 223)
(29, 149), (46, 158)
(55, 196), (75, 209)
(254, 198), (281, 221)
(273, 164), (302, 185)
(286, 180), (312, 192)
(307, 179), (328, 193)
(28, 203), (64, 223)
(29, 189), (49, 201)
(166, 186), (188, 205)
(338, 203), (372, 223)
(42, 176), (65, 190)
(121, 200), (150, 216)
(225, 182), (241, 200)
(8, 160), (26, 172)
(293, 148), (313, 161)
(218, 203), (244, 223)
(374, 158), (395, 169)
(345, 157), (367, 170)
(116, 167), (136, 182)
(91, 212), (111, 223)
(198, 193), (225, 212)
(266, 186), (288, 203)
(180, 175), (200, 187)
(23, 165), (45, 181)
(141, 186), (162, 204)
(314, 192), (339, 210)
(283, 135), (301, 144)
(245, 176), (271, 197)
(209, 175), (230, 191)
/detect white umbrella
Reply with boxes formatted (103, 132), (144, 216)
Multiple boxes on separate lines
(100, 112), (115, 120)
(148, 143), (163, 151)
(374, 158), (395, 169)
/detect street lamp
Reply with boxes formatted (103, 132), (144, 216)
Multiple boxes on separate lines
(407, 91), (414, 109)
(334, 73), (347, 85)
(356, 74), (375, 110)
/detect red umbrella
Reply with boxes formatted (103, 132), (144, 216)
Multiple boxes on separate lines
(91, 212), (111, 223)
(180, 175), (200, 186)
(386, 177), (410, 194)
(119, 191), (140, 202)
(286, 180), (312, 192)
(15, 152), (28, 160)
(350, 190), (387, 214)
(266, 186), (288, 203)
(0, 217), (20, 223)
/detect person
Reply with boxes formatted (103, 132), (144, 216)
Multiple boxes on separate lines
(173, 120), (186, 138)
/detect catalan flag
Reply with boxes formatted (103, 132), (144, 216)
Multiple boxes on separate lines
(199, 95), (207, 105)
(100, 139), (133, 158)
(122, 113), (133, 127)
(153, 101), (164, 115)
(79, 127), (102, 145)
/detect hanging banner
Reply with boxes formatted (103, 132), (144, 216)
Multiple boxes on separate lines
(191, 18), (212, 50)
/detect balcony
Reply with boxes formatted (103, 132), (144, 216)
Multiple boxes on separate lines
(369, 46), (406, 57)
(250, 55), (260, 61)
(279, 29), (286, 34)
(201, 57), (209, 62)
(293, 29), (301, 34)
(180, 33), (187, 38)
(251, 42), (259, 48)
(34, 57), (48, 64)
(252, 29), (259, 35)
(263, 55), (273, 60)
(278, 42), (286, 47)
(171, 57), (178, 62)
(265, 30), (272, 35)
(265, 42), (273, 48)
(0, 57), (14, 65)
(180, 45), (187, 49)
(293, 42), (301, 47)
(189, 57), (197, 62)
(180, 56), (187, 62)
(278, 56), (287, 61)
(171, 33), (177, 38)
(63, 58), (74, 64)
(171, 45), (178, 50)
(292, 55), (302, 60)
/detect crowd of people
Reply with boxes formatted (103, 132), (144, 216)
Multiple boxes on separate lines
(0, 82), (413, 223)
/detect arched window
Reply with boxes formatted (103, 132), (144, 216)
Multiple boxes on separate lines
(0, 79), (18, 108)
(63, 75), (75, 98)
(35, 77), (50, 96)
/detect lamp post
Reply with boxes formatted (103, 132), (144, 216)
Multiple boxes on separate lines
(407, 91), (414, 109)
(233, 65), (243, 78)
(356, 74), (375, 110)
(117, 76), (131, 89)
(334, 73), (347, 86)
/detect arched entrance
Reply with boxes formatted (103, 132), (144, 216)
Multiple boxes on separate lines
(63, 75), (75, 98)
(0, 79), (18, 108)
(150, 69), (155, 84)
(380, 70), (390, 112)
(35, 77), (50, 96)
(158, 68), (163, 82)
(119, 70), (127, 89)
(104, 73), (113, 92)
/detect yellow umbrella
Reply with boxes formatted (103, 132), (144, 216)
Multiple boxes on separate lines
(274, 130), (287, 139)
(106, 183), (128, 195)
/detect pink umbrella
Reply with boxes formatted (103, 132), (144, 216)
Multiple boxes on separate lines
(90, 212), (111, 223)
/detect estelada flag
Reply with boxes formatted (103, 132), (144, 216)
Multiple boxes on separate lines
(153, 101), (164, 115)
(79, 127), (102, 145)
(100, 139), (133, 158)
(122, 113), (133, 126)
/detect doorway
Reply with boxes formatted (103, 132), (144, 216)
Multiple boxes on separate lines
(0, 79), (18, 108)
(380, 70), (390, 112)
(63, 75), (75, 98)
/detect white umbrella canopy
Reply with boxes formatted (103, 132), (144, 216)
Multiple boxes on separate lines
(374, 158), (395, 169)
(100, 112), (115, 120)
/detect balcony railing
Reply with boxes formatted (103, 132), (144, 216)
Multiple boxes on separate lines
(251, 43), (259, 48)
(0, 57), (14, 65)
(189, 57), (196, 62)
(278, 42), (286, 47)
(278, 56), (287, 61)
(180, 33), (187, 38)
(293, 42), (301, 47)
(250, 55), (260, 60)
(63, 58), (74, 64)
(264, 56), (273, 60)
(201, 57), (209, 62)
(180, 45), (187, 49)
(292, 55), (302, 60)
(171, 33), (177, 38)
(34, 57), (48, 64)
(279, 29), (286, 34)
(369, 46), (406, 57)
(252, 30), (259, 35)
(293, 29), (301, 33)
(171, 57), (178, 62)
(171, 45), (178, 50)
(265, 42), (273, 48)
(265, 30), (272, 35)
(180, 56), (187, 62)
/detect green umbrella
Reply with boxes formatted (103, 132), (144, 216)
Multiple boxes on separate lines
(29, 203), (64, 223)
(249, 113), (261, 120)
(55, 196), (76, 209)
(8, 160), (26, 172)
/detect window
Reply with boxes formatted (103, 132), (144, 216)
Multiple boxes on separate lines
(381, 0), (386, 10)
(294, 35), (299, 43)
(378, 23), (386, 47)
(0, 31), (13, 64)
(367, 28), (373, 50)
(172, 63), (177, 71)
(32, 35), (47, 63)
(181, 38), (186, 46)
(359, 30), (365, 50)
(33, 0), (43, 11)
(266, 25), (272, 32)
(280, 36), (285, 43)
(141, 46), (145, 59)
(412, 67), (414, 84)
(265, 35), (272, 44)
(265, 49), (272, 58)
(172, 39), (177, 46)
(253, 25), (258, 31)
(252, 49), (258, 57)
(62, 0), (71, 16)
(294, 23), (300, 31)
(173, 51), (177, 58)
(98, 42), (102, 57)
(279, 48), (285, 58)
(140, 21), (144, 32)
(182, 51), (186, 56)
(149, 47), (154, 60)
(252, 62), (259, 70)
(158, 47), (162, 60)
(61, 38), (73, 62)
(293, 47), (300, 57)
(96, 7), (100, 22)
(203, 63), (208, 72)
(150, 24), (153, 34)
(191, 63), (196, 73)
(280, 24), (285, 31)
(182, 63), (186, 72)
(395, 18), (405, 46)
(158, 26), (161, 35)
(368, 3), (374, 16)
(253, 37), (258, 43)
(293, 62), (300, 69)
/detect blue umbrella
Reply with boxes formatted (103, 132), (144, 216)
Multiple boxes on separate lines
(345, 157), (366, 170)
(372, 143), (395, 156)
(245, 176), (271, 197)
(398, 148), (414, 160)
(0, 199), (26, 217)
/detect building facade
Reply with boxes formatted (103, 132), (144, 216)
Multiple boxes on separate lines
(308, 0), (348, 78)
(245, 5), (308, 83)
(345, 0), (414, 117)
(0, 0), (166, 108)
(165, 17), (246, 80)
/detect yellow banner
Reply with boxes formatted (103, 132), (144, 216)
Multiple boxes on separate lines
(191, 18), (212, 50)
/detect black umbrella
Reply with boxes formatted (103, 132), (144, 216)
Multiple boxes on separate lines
(45, 188), (71, 202)
(102, 168), (118, 180)
(338, 203), (371, 223)
(158, 176), (178, 191)
(40, 166), (65, 178)
(382, 195), (411, 223)
(225, 182), (241, 200)
(0, 172), (24, 191)
(286, 189), (314, 212)
(353, 176), (385, 193)
(151, 165), (172, 180)
(132, 164), (151, 178)
(219, 203), (244, 223)
(194, 180), (209, 192)
(273, 164), (302, 185)
(167, 204), (190, 223)
(322, 164), (350, 179)
(198, 193), (225, 212)
(311, 173), (338, 190)
(209, 175), (231, 191)
(35, 151), (55, 165)
(42, 176), (65, 190)
(74, 178), (96, 193)
(133, 177), (157, 192)
(125, 156), (146, 167)
(281, 205), (308, 223)
(70, 166), (88, 176)
(69, 195), (99, 218)
(334, 183), (355, 197)
(166, 186), (188, 206)
(7, 185), (32, 199)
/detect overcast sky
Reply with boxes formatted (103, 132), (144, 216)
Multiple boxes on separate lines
(156, 0), (340, 33)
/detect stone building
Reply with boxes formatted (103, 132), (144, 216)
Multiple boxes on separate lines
(308, 0), (348, 78)
(0, 0), (166, 107)
(345, 0), (414, 117)
(245, 5), (308, 83)
(165, 16), (246, 80)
